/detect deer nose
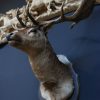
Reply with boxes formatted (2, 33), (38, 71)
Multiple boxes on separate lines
(0, 33), (14, 49)
(6, 33), (14, 41)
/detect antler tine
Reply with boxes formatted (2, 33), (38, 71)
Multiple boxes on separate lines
(26, 3), (39, 26)
(42, 0), (95, 31)
(41, 2), (65, 32)
(16, 9), (27, 27)
(58, 0), (95, 23)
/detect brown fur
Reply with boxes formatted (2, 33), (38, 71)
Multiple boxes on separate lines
(8, 28), (74, 100)
(0, 0), (95, 99)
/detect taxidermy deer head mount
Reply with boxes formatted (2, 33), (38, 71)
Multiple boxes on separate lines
(0, 0), (96, 100)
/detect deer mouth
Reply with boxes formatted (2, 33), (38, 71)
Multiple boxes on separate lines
(9, 37), (22, 43)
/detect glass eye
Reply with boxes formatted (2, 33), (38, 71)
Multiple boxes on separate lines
(27, 28), (38, 37)
(29, 29), (37, 33)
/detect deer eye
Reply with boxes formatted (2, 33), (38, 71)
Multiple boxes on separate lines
(29, 28), (37, 33)
(27, 28), (37, 36)
(27, 28), (41, 37)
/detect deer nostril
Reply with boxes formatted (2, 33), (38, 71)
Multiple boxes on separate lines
(6, 33), (14, 41)
(0, 33), (14, 49)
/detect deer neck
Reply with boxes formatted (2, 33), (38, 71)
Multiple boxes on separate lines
(28, 41), (71, 82)
(28, 42), (56, 80)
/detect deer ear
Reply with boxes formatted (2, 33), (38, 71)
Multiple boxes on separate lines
(41, 24), (52, 34)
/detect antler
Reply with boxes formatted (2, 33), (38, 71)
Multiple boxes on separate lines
(40, 0), (95, 29)
(16, 2), (64, 32)
(20, 0), (95, 31)
(26, 4), (39, 26)
(16, 3), (40, 28)
(16, 9), (27, 27)
(62, 0), (95, 22)
(25, 0), (95, 31)
(0, 0), (99, 38)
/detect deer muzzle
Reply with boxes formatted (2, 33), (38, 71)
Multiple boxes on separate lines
(0, 33), (14, 49)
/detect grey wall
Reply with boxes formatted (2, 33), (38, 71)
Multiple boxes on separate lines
(0, 1), (100, 100)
